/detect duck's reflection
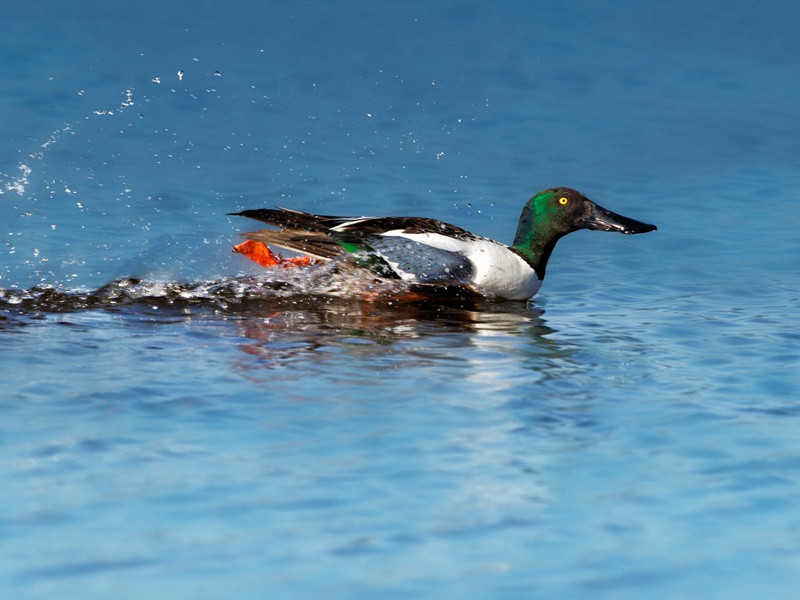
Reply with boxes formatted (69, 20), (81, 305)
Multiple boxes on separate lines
(230, 294), (564, 369)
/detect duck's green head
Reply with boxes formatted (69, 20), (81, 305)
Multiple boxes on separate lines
(512, 187), (656, 277)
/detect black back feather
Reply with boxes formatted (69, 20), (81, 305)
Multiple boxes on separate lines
(228, 209), (332, 232)
(230, 208), (483, 241)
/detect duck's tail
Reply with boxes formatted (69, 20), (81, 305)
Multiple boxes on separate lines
(229, 208), (351, 265)
(235, 228), (345, 260)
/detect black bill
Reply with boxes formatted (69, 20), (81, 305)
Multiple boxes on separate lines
(583, 202), (657, 235)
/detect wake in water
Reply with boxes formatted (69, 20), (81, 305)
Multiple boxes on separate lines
(0, 261), (548, 350)
(0, 260), (491, 317)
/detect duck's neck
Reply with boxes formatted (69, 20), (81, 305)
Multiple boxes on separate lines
(510, 205), (564, 279)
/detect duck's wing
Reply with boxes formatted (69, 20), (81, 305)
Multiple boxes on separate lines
(230, 208), (336, 232)
(325, 214), (480, 283)
(230, 209), (482, 240)
(230, 209), (479, 282)
(328, 216), (483, 242)
(362, 234), (475, 283)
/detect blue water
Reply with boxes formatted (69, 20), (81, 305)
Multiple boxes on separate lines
(2, 1), (800, 598)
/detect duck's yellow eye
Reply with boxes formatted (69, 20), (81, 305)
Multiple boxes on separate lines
(558, 197), (569, 205)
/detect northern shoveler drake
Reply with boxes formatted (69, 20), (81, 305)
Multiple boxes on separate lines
(230, 187), (656, 301)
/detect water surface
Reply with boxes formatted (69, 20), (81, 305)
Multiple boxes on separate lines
(2, 1), (799, 598)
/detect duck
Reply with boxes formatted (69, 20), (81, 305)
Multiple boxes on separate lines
(229, 187), (656, 301)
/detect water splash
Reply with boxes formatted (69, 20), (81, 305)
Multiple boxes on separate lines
(91, 88), (136, 116)
(0, 272), (546, 350)
(0, 259), (498, 318)
(0, 164), (32, 195)
(0, 87), (140, 197)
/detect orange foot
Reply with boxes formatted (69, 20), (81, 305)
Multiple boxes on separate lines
(233, 240), (318, 268)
